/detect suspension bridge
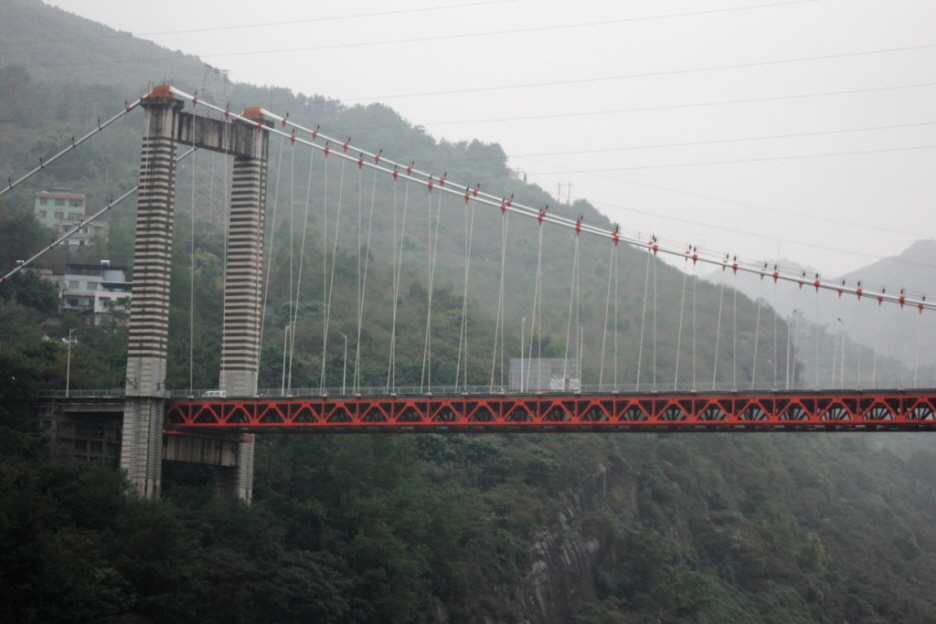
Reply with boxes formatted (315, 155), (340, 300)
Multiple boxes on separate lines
(4, 85), (935, 499)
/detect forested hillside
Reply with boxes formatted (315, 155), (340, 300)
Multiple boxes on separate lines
(3, 2), (936, 622)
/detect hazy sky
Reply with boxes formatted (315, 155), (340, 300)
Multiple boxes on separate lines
(46, 0), (936, 278)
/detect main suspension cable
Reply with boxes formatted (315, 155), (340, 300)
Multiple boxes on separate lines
(163, 86), (933, 316)
(1, 100), (141, 198)
(2, 148), (195, 283)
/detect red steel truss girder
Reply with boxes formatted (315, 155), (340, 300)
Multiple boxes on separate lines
(164, 391), (936, 433)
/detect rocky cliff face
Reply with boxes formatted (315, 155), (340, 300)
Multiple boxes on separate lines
(509, 463), (636, 624)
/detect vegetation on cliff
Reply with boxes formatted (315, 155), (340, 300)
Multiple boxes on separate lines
(2, 3), (936, 622)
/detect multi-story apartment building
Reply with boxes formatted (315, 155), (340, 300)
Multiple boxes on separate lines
(34, 188), (107, 247)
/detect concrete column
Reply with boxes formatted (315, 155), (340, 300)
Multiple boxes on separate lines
(120, 92), (269, 502)
(220, 115), (269, 398)
(121, 86), (183, 497)
(215, 109), (269, 503)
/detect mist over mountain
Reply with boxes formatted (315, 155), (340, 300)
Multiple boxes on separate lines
(5, 3), (936, 623)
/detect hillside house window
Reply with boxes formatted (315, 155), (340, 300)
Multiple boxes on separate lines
(54, 212), (64, 220)
(55, 199), (65, 207)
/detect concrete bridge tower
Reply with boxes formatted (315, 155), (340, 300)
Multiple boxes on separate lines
(121, 85), (270, 500)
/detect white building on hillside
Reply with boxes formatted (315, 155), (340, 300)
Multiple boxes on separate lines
(62, 261), (131, 325)
(34, 188), (108, 248)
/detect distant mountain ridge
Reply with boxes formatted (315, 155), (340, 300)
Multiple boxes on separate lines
(840, 239), (936, 295)
(705, 239), (936, 369)
(1, 0), (209, 94)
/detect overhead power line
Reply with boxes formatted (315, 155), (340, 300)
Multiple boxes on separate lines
(511, 121), (936, 159)
(5, 0), (515, 46)
(346, 43), (936, 102)
(420, 81), (936, 127)
(531, 144), (936, 173)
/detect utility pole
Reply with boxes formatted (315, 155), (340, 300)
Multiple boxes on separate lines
(66, 328), (76, 397)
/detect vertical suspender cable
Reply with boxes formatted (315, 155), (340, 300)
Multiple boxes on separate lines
(855, 294), (863, 389)
(535, 225), (544, 386)
(785, 312), (792, 390)
(289, 144), (316, 394)
(651, 250), (658, 391)
(421, 190), (443, 392)
(613, 244), (620, 389)
(287, 138), (296, 392)
(692, 259), (698, 391)
(673, 258), (688, 391)
(259, 135), (287, 383)
(319, 151), (329, 391)
(814, 287), (820, 389)
(188, 145), (197, 394)
(563, 229), (580, 391)
(772, 281), (779, 389)
(528, 210), (546, 391)
(320, 153), (347, 392)
(456, 197), (477, 391)
(872, 302), (881, 389)
(353, 168), (378, 393)
(386, 175), (399, 391)
(577, 225), (583, 387)
(734, 273), (740, 390)
(913, 307), (922, 387)
(636, 247), (652, 391)
(712, 282), (725, 390)
(387, 172), (410, 392)
(897, 297), (905, 389)
(599, 240), (616, 389)
(354, 161), (364, 391)
(751, 278), (762, 390)
(490, 211), (509, 391)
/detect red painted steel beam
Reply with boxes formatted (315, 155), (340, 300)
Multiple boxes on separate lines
(164, 391), (936, 433)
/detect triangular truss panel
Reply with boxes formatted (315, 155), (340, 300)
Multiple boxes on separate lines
(166, 391), (936, 433)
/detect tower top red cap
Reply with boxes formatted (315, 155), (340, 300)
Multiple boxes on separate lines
(147, 85), (174, 98)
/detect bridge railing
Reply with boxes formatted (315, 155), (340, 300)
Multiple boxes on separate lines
(34, 388), (133, 399)
(34, 378), (934, 400)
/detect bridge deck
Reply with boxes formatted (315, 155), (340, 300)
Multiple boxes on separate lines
(164, 390), (936, 433)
